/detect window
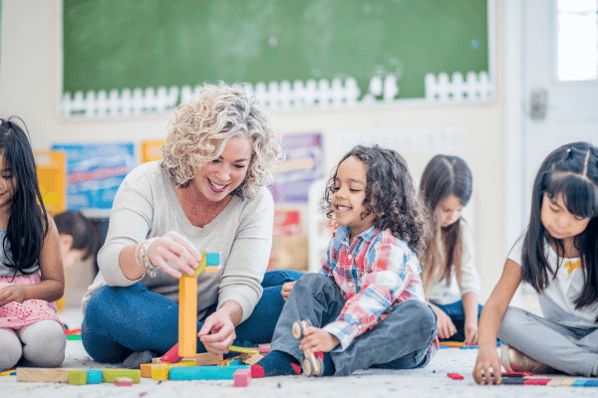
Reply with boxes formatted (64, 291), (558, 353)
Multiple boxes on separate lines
(557, 0), (598, 81)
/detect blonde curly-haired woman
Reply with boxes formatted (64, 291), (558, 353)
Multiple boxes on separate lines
(81, 83), (302, 368)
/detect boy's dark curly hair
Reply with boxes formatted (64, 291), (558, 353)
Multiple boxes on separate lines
(323, 145), (428, 256)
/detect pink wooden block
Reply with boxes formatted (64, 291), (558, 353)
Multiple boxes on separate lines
(233, 369), (251, 387)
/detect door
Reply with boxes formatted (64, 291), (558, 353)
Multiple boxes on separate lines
(522, 0), (598, 219)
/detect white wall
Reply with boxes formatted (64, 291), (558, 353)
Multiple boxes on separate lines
(0, 0), (508, 303)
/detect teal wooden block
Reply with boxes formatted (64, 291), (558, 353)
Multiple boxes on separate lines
(206, 252), (221, 266)
(87, 369), (103, 384)
(572, 379), (587, 386)
(169, 365), (249, 380)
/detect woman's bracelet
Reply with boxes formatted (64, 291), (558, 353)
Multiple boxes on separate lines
(137, 237), (159, 277)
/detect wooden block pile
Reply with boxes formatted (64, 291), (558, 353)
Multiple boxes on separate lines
(16, 368), (141, 386)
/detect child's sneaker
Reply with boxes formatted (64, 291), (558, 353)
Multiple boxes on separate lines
(500, 344), (556, 374)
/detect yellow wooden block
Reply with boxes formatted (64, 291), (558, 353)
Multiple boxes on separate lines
(547, 377), (576, 386)
(151, 365), (170, 381)
(178, 275), (197, 358)
(68, 370), (87, 385)
(102, 369), (140, 383)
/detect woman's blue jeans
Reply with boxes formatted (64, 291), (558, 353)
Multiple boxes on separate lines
(81, 270), (303, 364)
(430, 300), (483, 342)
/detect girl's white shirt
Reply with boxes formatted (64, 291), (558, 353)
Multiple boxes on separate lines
(508, 236), (598, 328)
(426, 221), (481, 305)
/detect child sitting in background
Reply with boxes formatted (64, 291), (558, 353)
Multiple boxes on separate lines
(419, 155), (482, 345)
(253, 145), (437, 377)
(0, 117), (66, 370)
(53, 211), (97, 269)
(473, 142), (598, 385)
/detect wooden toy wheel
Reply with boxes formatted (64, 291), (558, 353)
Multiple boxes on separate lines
(292, 322), (303, 339)
(300, 320), (310, 332)
(302, 357), (314, 377)
(302, 356), (323, 377)
(313, 357), (323, 376)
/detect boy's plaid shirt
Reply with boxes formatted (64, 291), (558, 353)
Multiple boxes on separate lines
(321, 225), (427, 350)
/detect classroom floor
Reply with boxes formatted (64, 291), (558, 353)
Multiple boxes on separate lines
(2, 306), (597, 398)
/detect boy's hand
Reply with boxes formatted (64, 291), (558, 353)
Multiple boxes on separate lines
(299, 326), (340, 353)
(281, 282), (295, 300)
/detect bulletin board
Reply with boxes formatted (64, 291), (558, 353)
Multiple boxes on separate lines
(61, 0), (491, 115)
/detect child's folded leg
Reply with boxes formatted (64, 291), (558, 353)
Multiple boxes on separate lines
(251, 350), (301, 377)
(330, 300), (437, 376)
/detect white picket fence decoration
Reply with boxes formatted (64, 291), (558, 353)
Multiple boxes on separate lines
(60, 72), (493, 118)
(425, 71), (494, 102)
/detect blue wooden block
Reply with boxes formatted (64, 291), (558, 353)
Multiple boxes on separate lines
(87, 369), (103, 384)
(583, 379), (598, 387)
(206, 252), (221, 266)
(572, 379), (587, 386)
(169, 365), (249, 380)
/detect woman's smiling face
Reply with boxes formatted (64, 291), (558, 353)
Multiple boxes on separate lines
(191, 135), (252, 202)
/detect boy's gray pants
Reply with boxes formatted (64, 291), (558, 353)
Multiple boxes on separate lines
(271, 273), (438, 376)
(499, 306), (598, 376)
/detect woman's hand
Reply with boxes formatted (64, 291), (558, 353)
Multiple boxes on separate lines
(299, 326), (340, 353)
(464, 320), (479, 346)
(197, 301), (243, 355)
(430, 304), (457, 340)
(0, 285), (26, 307)
(145, 231), (203, 278)
(281, 281), (295, 300)
(473, 343), (502, 385)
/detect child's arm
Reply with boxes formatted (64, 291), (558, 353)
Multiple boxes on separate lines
(427, 301), (457, 339)
(0, 216), (64, 306)
(462, 291), (479, 345)
(472, 259), (522, 386)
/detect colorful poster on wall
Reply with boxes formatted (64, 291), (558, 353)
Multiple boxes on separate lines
(141, 140), (164, 163)
(269, 132), (325, 203)
(51, 142), (136, 211)
(33, 150), (67, 215)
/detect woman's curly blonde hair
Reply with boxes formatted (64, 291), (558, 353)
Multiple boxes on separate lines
(161, 82), (282, 200)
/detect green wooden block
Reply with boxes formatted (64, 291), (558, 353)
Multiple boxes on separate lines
(102, 369), (141, 383)
(68, 370), (87, 385)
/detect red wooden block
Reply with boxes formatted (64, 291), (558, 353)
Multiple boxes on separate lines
(234, 369), (251, 387)
(502, 371), (532, 377)
(447, 373), (464, 380)
(161, 343), (182, 363)
(524, 378), (552, 385)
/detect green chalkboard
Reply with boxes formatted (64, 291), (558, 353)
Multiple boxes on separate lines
(62, 0), (489, 100)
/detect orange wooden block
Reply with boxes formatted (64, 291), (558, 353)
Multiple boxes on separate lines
(178, 275), (197, 358)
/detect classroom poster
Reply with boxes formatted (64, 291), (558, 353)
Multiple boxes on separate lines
(269, 132), (325, 204)
(33, 150), (67, 215)
(51, 142), (136, 211)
